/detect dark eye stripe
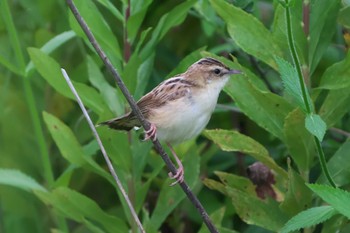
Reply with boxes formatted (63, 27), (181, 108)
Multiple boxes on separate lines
(164, 78), (181, 85)
(197, 57), (230, 70)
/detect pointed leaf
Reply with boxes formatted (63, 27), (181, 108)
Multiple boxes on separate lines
(319, 87), (350, 127)
(309, 0), (341, 74)
(225, 75), (294, 141)
(280, 206), (338, 233)
(204, 129), (287, 178)
(284, 108), (315, 172)
(28, 48), (107, 115)
(318, 52), (350, 89)
(275, 56), (311, 112)
(227, 187), (288, 231)
(43, 112), (112, 183)
(68, 0), (122, 69)
(86, 56), (124, 115)
(210, 0), (282, 69)
(319, 140), (350, 186)
(280, 165), (313, 216)
(0, 169), (47, 193)
(305, 114), (327, 141)
(35, 187), (128, 233)
(308, 184), (350, 219)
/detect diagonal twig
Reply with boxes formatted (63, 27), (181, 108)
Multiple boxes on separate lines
(61, 68), (145, 233)
(66, 0), (219, 232)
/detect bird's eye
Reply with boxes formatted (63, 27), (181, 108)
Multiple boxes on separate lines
(214, 69), (221, 74)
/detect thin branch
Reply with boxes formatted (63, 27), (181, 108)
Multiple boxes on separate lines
(61, 68), (145, 233)
(66, 1), (219, 232)
(330, 127), (350, 138)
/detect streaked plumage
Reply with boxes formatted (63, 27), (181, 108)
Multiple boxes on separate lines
(98, 57), (240, 184)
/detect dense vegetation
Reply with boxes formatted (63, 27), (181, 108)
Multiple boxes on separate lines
(1, 0), (350, 232)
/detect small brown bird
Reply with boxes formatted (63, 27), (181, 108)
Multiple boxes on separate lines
(99, 57), (240, 185)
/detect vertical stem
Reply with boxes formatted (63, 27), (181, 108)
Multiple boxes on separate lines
(285, 1), (311, 114)
(315, 137), (336, 187)
(2, 0), (67, 230)
(284, 0), (336, 187)
(123, 0), (131, 62)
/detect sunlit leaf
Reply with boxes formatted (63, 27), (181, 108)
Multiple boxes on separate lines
(280, 206), (338, 233)
(210, 0), (282, 69)
(308, 184), (350, 219)
(0, 169), (47, 193)
(204, 129), (287, 178)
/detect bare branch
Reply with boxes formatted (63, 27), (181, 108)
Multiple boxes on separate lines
(61, 68), (145, 233)
(66, 0), (218, 232)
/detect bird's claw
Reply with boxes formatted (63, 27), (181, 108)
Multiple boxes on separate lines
(168, 165), (184, 186)
(143, 123), (157, 141)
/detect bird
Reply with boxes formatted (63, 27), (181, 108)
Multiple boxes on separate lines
(98, 57), (241, 185)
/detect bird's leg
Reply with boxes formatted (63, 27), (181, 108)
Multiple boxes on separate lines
(143, 123), (157, 141)
(166, 142), (184, 186)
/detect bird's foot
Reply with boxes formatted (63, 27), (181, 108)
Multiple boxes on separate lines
(168, 165), (184, 186)
(143, 123), (157, 141)
(166, 142), (185, 186)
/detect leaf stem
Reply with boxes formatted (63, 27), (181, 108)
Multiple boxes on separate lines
(284, 0), (336, 187)
(2, 0), (54, 186)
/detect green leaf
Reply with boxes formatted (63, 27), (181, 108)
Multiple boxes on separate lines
(275, 56), (311, 112)
(145, 143), (200, 232)
(28, 48), (107, 115)
(280, 206), (338, 233)
(339, 6), (350, 28)
(43, 112), (112, 184)
(319, 87), (350, 127)
(95, 0), (124, 22)
(224, 76), (294, 141)
(127, 0), (153, 43)
(0, 169), (47, 193)
(25, 31), (76, 75)
(68, 0), (122, 69)
(35, 187), (128, 233)
(198, 207), (239, 233)
(86, 56), (124, 115)
(309, 0), (341, 74)
(308, 184), (350, 219)
(210, 0), (282, 69)
(140, 0), (196, 59)
(204, 129), (287, 178)
(284, 108), (315, 172)
(134, 54), (155, 99)
(305, 114), (327, 141)
(227, 187), (288, 231)
(318, 52), (350, 89)
(215, 171), (256, 194)
(280, 165), (313, 216)
(319, 140), (350, 186)
(272, 2), (307, 65)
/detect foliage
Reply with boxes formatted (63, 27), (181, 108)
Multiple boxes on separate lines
(1, 0), (350, 232)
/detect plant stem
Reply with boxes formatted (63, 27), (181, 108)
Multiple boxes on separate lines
(2, 0), (54, 186)
(314, 137), (336, 187)
(2, 0), (67, 230)
(284, 0), (336, 187)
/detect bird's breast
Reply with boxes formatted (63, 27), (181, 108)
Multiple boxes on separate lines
(149, 88), (220, 144)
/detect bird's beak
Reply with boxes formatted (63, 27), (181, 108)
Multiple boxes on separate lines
(226, 69), (241, 75)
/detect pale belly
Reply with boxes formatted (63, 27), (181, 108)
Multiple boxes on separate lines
(149, 90), (218, 145)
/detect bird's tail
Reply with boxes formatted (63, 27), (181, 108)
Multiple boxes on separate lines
(97, 113), (140, 131)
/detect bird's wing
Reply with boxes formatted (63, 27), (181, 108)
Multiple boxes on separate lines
(137, 76), (194, 117)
